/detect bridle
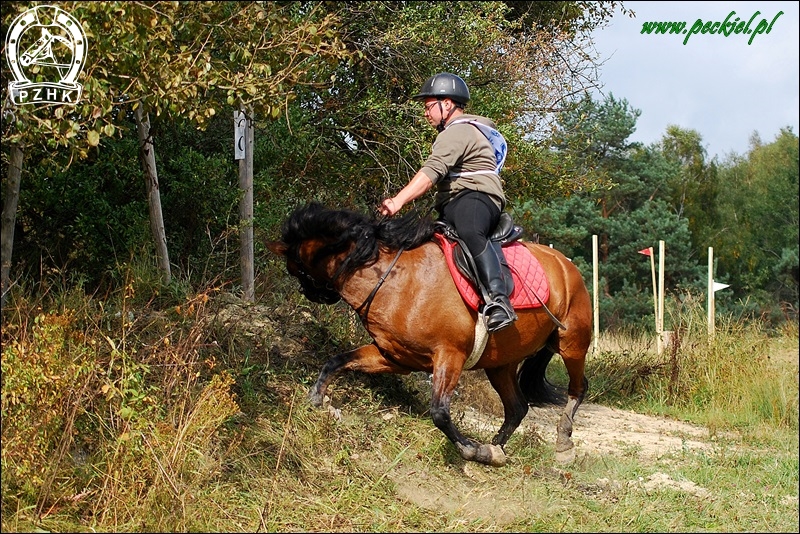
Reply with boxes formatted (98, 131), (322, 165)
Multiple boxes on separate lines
(354, 247), (404, 318)
(289, 242), (405, 318)
(288, 248), (340, 304)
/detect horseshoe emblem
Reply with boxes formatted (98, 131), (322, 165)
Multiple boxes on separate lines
(5, 4), (87, 105)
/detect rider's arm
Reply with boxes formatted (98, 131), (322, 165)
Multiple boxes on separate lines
(380, 171), (434, 215)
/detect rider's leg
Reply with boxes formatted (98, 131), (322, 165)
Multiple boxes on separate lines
(473, 242), (517, 331)
(442, 192), (517, 332)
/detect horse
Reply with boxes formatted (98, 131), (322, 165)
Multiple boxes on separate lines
(266, 202), (592, 467)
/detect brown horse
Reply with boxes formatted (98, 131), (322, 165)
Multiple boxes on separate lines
(266, 202), (592, 467)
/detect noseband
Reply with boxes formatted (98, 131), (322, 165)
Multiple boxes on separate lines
(289, 244), (404, 316)
(289, 249), (340, 304)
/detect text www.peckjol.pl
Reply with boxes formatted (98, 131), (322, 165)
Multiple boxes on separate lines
(640, 10), (784, 45)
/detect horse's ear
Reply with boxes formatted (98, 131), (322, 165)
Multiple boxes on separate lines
(266, 241), (289, 257)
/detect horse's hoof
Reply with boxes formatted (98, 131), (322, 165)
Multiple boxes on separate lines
(308, 388), (325, 407)
(478, 444), (507, 467)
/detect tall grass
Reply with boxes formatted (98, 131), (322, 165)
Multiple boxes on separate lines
(585, 292), (799, 440)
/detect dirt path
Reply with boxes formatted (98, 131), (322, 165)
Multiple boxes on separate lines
(462, 402), (725, 459)
(388, 403), (732, 525)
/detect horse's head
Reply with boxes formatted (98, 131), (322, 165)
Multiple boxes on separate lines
(268, 201), (434, 305)
(266, 239), (342, 305)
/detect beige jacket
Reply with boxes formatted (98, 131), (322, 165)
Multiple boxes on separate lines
(419, 113), (506, 211)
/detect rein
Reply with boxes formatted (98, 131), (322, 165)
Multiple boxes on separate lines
(355, 246), (404, 319)
(506, 263), (567, 331)
(353, 206), (432, 319)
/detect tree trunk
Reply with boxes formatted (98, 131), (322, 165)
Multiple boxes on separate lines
(1, 144), (24, 309)
(238, 107), (254, 301)
(135, 105), (171, 284)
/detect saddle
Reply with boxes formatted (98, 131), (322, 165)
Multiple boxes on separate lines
(433, 213), (550, 311)
(433, 212), (520, 280)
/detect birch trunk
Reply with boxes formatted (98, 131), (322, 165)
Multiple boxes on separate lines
(1, 144), (24, 309)
(135, 106), (171, 284)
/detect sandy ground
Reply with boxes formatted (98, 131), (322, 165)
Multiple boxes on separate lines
(385, 402), (740, 525)
(461, 401), (727, 460)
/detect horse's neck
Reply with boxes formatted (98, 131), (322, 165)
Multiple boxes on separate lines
(336, 246), (406, 310)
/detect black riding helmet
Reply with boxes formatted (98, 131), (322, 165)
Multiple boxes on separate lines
(413, 73), (470, 131)
(412, 73), (470, 106)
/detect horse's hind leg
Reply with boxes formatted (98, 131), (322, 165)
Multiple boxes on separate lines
(518, 346), (564, 405)
(519, 334), (590, 462)
(484, 364), (528, 448)
(554, 336), (590, 463)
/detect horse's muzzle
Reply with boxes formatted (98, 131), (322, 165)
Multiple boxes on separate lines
(297, 278), (341, 305)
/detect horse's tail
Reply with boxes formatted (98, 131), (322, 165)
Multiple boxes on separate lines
(517, 345), (566, 406)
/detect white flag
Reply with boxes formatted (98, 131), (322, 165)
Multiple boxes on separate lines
(713, 281), (731, 292)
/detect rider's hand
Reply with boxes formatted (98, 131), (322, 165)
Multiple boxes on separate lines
(380, 198), (399, 216)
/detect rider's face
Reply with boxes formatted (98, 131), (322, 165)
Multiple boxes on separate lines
(423, 98), (444, 127)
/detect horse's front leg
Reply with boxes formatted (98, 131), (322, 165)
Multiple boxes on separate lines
(309, 342), (409, 407)
(429, 361), (507, 467)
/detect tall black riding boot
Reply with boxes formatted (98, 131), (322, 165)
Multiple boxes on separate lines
(473, 243), (518, 332)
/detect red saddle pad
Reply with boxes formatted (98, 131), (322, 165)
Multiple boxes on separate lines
(433, 233), (550, 311)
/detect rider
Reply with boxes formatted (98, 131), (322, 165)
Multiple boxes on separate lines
(379, 73), (517, 332)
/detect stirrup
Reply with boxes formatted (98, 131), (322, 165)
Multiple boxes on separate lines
(482, 300), (517, 332)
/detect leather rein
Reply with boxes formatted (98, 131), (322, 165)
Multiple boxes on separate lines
(354, 246), (404, 319)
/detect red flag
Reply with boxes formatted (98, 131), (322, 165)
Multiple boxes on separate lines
(638, 248), (652, 256)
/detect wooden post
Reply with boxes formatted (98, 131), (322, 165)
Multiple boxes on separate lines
(592, 234), (599, 353)
(647, 246), (657, 339)
(237, 107), (255, 302)
(707, 247), (714, 341)
(657, 240), (665, 355)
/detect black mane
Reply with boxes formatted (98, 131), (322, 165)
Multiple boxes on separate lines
(279, 202), (436, 279)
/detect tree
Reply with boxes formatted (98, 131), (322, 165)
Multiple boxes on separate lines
(658, 125), (720, 261)
(282, 1), (624, 212)
(520, 93), (705, 329)
(3, 1), (633, 303)
(2, 1), (351, 299)
(546, 92), (642, 263)
(714, 128), (799, 319)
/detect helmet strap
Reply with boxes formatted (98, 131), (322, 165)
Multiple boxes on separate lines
(436, 100), (458, 132)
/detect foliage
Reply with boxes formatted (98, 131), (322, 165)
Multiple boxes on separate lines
(658, 125), (720, 258)
(519, 93), (797, 328)
(586, 293), (799, 436)
(1, 1), (352, 162)
(1, 273), (240, 530)
(713, 129), (799, 318)
(518, 93), (704, 329)
(503, 0), (634, 35)
(1, 308), (97, 501)
(297, 0), (618, 207)
(10, 135), (149, 287)
(2, 1), (796, 327)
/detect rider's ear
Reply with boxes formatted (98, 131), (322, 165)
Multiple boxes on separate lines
(266, 241), (289, 257)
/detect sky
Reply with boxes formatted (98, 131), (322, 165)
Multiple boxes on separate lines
(589, 1), (799, 160)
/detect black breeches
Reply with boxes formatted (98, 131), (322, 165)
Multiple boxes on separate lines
(441, 191), (500, 257)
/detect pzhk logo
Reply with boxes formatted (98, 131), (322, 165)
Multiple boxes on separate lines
(5, 5), (87, 106)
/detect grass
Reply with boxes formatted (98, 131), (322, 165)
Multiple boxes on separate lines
(1, 269), (798, 532)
